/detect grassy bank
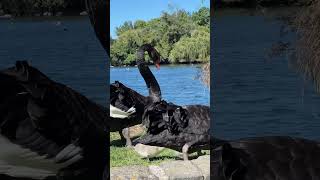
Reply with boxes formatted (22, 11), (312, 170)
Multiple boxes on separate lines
(110, 132), (177, 167)
(110, 132), (210, 167)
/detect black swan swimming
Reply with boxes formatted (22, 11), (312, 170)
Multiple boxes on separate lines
(128, 55), (210, 160)
(211, 136), (320, 180)
(109, 44), (161, 146)
(0, 61), (108, 180)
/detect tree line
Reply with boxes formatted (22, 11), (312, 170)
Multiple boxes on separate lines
(0, 0), (86, 16)
(110, 7), (210, 66)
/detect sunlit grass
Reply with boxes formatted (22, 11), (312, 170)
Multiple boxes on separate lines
(110, 132), (210, 167)
(110, 132), (177, 167)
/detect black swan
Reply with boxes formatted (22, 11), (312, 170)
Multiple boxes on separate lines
(0, 61), (108, 180)
(129, 59), (210, 160)
(0, 0), (109, 179)
(211, 136), (320, 180)
(109, 44), (161, 146)
(133, 100), (210, 160)
(110, 81), (146, 146)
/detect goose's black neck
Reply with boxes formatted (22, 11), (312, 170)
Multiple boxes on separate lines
(136, 44), (161, 103)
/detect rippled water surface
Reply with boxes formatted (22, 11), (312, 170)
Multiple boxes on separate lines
(213, 10), (320, 140)
(111, 65), (209, 106)
(0, 17), (107, 105)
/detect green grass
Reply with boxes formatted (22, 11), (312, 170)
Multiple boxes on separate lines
(110, 132), (178, 167)
(110, 132), (210, 167)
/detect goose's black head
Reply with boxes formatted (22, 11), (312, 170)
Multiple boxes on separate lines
(110, 81), (136, 112)
(1, 61), (51, 99)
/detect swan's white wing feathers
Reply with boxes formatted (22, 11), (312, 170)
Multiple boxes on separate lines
(110, 105), (136, 119)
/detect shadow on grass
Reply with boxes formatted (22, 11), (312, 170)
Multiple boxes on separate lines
(148, 153), (203, 161)
(110, 136), (140, 147)
(148, 156), (181, 161)
(110, 139), (125, 147)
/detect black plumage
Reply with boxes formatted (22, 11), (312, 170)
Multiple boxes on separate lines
(134, 100), (210, 160)
(0, 61), (108, 180)
(109, 44), (162, 146)
(118, 44), (211, 160)
(211, 136), (320, 180)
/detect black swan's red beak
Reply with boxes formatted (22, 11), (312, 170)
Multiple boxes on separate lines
(155, 59), (161, 69)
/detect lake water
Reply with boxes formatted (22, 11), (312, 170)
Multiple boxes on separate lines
(111, 65), (209, 106)
(0, 17), (209, 112)
(0, 17), (107, 106)
(213, 9), (320, 140)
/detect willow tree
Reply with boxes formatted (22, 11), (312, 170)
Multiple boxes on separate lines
(169, 26), (210, 63)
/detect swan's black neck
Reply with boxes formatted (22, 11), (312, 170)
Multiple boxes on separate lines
(136, 44), (161, 103)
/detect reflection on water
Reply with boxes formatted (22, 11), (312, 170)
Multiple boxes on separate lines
(213, 9), (320, 140)
(0, 17), (107, 105)
(110, 65), (209, 106)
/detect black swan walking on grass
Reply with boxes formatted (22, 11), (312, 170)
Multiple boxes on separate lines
(122, 46), (211, 160)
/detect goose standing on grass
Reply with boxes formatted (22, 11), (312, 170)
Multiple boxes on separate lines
(109, 44), (162, 146)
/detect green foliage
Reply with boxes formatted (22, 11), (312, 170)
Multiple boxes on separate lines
(111, 7), (210, 66)
(169, 26), (210, 63)
(134, 20), (147, 29)
(192, 7), (210, 27)
(116, 21), (134, 36)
